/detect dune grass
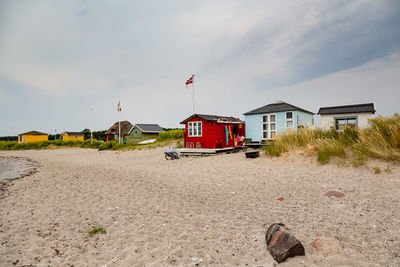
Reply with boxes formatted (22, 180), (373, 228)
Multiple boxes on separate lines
(0, 139), (102, 150)
(156, 129), (184, 141)
(88, 227), (106, 235)
(263, 114), (400, 165)
(0, 129), (184, 151)
(96, 129), (184, 151)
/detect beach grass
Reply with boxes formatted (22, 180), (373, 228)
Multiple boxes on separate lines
(88, 227), (106, 235)
(0, 140), (102, 150)
(156, 129), (184, 141)
(263, 114), (400, 165)
(0, 129), (184, 151)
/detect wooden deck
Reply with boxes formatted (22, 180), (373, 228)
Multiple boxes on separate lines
(177, 147), (236, 156)
(245, 141), (270, 149)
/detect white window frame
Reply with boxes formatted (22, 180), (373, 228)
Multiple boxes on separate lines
(285, 111), (294, 128)
(188, 121), (202, 137)
(261, 114), (277, 140)
(334, 116), (358, 131)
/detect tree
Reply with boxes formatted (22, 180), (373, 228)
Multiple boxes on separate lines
(82, 128), (91, 140)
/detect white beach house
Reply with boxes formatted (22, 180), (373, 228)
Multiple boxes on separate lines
(317, 103), (375, 131)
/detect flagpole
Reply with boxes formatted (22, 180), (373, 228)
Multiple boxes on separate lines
(90, 107), (93, 144)
(192, 81), (195, 114)
(118, 111), (121, 144)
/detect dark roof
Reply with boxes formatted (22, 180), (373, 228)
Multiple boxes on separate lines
(317, 103), (375, 115)
(134, 124), (164, 133)
(19, 130), (48, 136)
(105, 121), (133, 135)
(180, 114), (244, 124)
(243, 101), (314, 115)
(63, 132), (84, 136)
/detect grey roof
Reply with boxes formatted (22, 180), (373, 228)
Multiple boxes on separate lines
(134, 124), (164, 133)
(63, 132), (84, 136)
(19, 130), (48, 136)
(317, 103), (375, 115)
(105, 121), (133, 135)
(243, 101), (314, 115)
(180, 114), (244, 124)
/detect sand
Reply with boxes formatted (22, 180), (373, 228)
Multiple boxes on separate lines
(0, 148), (399, 266)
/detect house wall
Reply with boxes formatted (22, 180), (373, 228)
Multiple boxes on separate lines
(126, 126), (159, 143)
(244, 114), (261, 142)
(321, 112), (372, 130)
(296, 111), (314, 128)
(129, 126), (143, 138)
(245, 111), (314, 141)
(18, 134), (48, 144)
(62, 134), (84, 141)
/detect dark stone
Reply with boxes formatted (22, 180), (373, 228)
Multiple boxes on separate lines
(265, 223), (305, 263)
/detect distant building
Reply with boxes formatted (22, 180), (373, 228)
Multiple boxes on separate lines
(18, 131), (48, 144)
(105, 121), (133, 141)
(128, 124), (164, 141)
(61, 132), (84, 141)
(244, 101), (314, 141)
(180, 114), (245, 148)
(318, 103), (375, 131)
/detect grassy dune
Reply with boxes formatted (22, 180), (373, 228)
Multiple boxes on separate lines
(264, 114), (400, 165)
(0, 130), (184, 151)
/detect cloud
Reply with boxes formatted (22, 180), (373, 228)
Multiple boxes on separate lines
(0, 0), (399, 135)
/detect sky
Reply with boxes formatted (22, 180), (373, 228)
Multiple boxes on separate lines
(0, 0), (399, 136)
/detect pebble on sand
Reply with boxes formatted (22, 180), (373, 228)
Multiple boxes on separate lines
(325, 191), (345, 198)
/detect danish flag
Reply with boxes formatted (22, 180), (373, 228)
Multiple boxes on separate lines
(117, 101), (121, 112)
(185, 75), (194, 88)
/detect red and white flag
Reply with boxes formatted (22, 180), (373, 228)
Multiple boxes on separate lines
(117, 101), (122, 112)
(186, 75), (194, 88)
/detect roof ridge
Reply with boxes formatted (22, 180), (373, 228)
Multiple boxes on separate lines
(319, 103), (374, 109)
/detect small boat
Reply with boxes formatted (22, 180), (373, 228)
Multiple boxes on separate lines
(137, 139), (156, 145)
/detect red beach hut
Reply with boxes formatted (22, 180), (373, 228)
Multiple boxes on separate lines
(180, 114), (245, 149)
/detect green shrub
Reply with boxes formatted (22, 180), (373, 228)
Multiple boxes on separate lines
(80, 139), (101, 148)
(98, 141), (116, 151)
(88, 227), (106, 235)
(0, 141), (18, 150)
(157, 129), (184, 141)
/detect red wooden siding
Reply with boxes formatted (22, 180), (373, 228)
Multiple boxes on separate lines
(183, 116), (245, 149)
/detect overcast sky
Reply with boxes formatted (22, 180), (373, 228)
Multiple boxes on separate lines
(0, 0), (399, 136)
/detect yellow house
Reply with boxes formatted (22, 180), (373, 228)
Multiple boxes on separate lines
(61, 132), (84, 141)
(18, 131), (48, 144)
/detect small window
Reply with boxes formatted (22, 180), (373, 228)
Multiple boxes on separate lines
(188, 121), (202, 137)
(189, 123), (193, 136)
(20, 135), (22, 141)
(285, 111), (294, 128)
(262, 114), (277, 140)
(335, 116), (357, 131)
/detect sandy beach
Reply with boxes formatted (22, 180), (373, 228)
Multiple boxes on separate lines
(0, 148), (399, 266)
